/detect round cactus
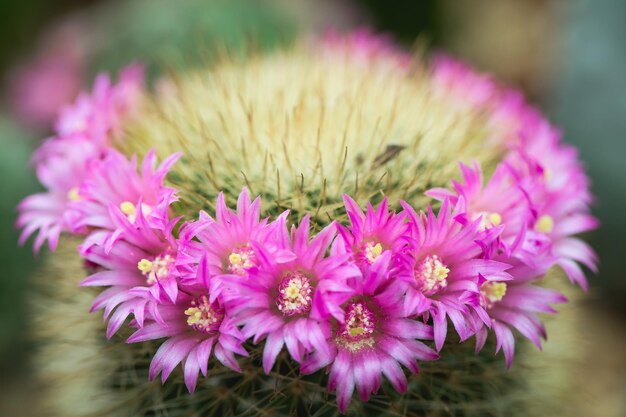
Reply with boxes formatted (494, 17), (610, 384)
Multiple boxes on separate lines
(21, 31), (596, 416)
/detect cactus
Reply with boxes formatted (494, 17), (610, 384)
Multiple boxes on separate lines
(25, 34), (595, 417)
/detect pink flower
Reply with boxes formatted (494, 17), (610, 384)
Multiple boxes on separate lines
(17, 65), (146, 252)
(226, 215), (360, 373)
(426, 162), (533, 256)
(8, 17), (88, 130)
(508, 117), (592, 207)
(55, 63), (144, 144)
(397, 199), (512, 351)
(16, 136), (101, 252)
(473, 261), (568, 367)
(431, 54), (497, 110)
(80, 208), (182, 338)
(526, 185), (598, 290)
(176, 188), (284, 301)
(504, 119), (598, 289)
(301, 251), (438, 413)
(319, 27), (411, 69)
(127, 291), (247, 392)
(338, 195), (408, 271)
(69, 149), (180, 235)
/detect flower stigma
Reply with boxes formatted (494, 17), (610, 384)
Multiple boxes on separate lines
(120, 200), (152, 223)
(480, 281), (507, 308)
(184, 295), (224, 334)
(137, 253), (174, 285)
(415, 255), (450, 294)
(227, 244), (258, 275)
(336, 301), (376, 352)
(275, 271), (313, 317)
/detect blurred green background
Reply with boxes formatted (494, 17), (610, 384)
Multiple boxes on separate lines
(1, 0), (624, 415)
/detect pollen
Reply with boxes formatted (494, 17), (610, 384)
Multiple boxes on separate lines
(67, 187), (81, 202)
(535, 214), (554, 234)
(275, 271), (313, 317)
(476, 211), (502, 231)
(336, 300), (376, 353)
(137, 259), (153, 273)
(228, 252), (242, 265)
(120, 201), (136, 215)
(184, 295), (224, 334)
(415, 255), (449, 294)
(137, 253), (174, 285)
(363, 241), (384, 264)
(227, 244), (258, 276)
(543, 168), (553, 182)
(489, 212), (502, 226)
(480, 281), (507, 308)
(119, 201), (153, 223)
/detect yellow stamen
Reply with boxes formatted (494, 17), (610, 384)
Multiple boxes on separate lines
(67, 187), (80, 202)
(481, 281), (507, 306)
(228, 253), (242, 266)
(120, 201), (136, 216)
(489, 212), (502, 226)
(349, 327), (366, 337)
(416, 255), (449, 293)
(137, 259), (153, 274)
(476, 211), (502, 231)
(285, 284), (300, 300)
(364, 242), (384, 263)
(535, 214), (554, 234)
(490, 282), (507, 301)
(184, 307), (202, 325)
(433, 264), (450, 281)
(544, 168), (552, 182)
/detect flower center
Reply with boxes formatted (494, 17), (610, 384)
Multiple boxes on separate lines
(336, 300), (376, 352)
(535, 214), (554, 234)
(120, 200), (152, 223)
(480, 281), (507, 309)
(415, 255), (449, 294)
(184, 295), (224, 334)
(67, 187), (81, 202)
(543, 168), (553, 182)
(227, 244), (258, 275)
(137, 253), (174, 285)
(475, 211), (502, 231)
(362, 241), (384, 264)
(275, 271), (313, 317)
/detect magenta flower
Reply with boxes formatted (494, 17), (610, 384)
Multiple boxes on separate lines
(319, 27), (411, 69)
(301, 251), (437, 413)
(508, 117), (592, 207)
(431, 54), (497, 110)
(80, 209), (182, 338)
(16, 136), (100, 252)
(527, 187), (598, 290)
(226, 215), (360, 373)
(69, 149), (180, 235)
(7, 16), (89, 130)
(473, 261), (568, 367)
(426, 162), (533, 255)
(127, 290), (247, 392)
(503, 119), (598, 288)
(55, 63), (144, 144)
(176, 188), (286, 301)
(338, 195), (408, 271)
(397, 199), (512, 351)
(17, 65), (146, 252)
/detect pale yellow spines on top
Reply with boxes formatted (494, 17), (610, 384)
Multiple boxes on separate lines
(119, 42), (506, 225)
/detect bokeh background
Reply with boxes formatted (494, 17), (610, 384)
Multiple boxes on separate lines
(1, 0), (624, 415)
